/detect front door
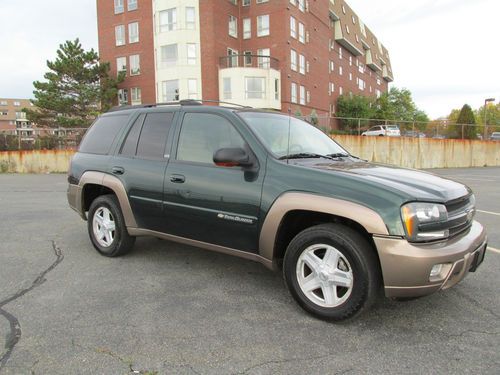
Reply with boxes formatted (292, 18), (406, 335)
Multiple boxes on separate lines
(163, 112), (264, 252)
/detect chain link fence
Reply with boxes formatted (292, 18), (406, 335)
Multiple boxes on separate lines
(0, 128), (87, 151)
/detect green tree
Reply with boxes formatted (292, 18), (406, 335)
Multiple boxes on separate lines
(374, 87), (429, 129)
(456, 104), (477, 139)
(309, 109), (319, 126)
(25, 39), (123, 128)
(336, 94), (375, 130)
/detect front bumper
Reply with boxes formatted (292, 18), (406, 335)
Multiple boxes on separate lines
(374, 221), (487, 298)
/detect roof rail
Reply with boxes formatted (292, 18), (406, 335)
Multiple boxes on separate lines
(108, 99), (252, 113)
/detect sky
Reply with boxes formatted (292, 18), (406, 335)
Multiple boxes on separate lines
(0, 0), (499, 119)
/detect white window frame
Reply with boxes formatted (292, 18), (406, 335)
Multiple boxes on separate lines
(114, 0), (124, 14)
(131, 87), (141, 105)
(115, 25), (125, 46)
(116, 57), (127, 76)
(223, 77), (232, 99)
(129, 54), (140, 75)
(186, 7), (196, 30)
(299, 54), (306, 75)
(298, 22), (305, 43)
(127, 0), (137, 11)
(290, 49), (297, 71)
(245, 77), (266, 99)
(162, 80), (179, 102)
(187, 44), (197, 65)
(128, 22), (139, 43)
(290, 16), (297, 39)
(291, 83), (297, 103)
(229, 15), (238, 38)
(160, 44), (178, 68)
(258, 48), (270, 69)
(159, 8), (177, 32)
(243, 18), (251, 39)
(299, 85), (306, 105)
(257, 15), (270, 37)
(188, 79), (198, 99)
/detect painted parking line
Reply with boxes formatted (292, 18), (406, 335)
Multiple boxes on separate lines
(487, 247), (500, 255)
(477, 210), (500, 217)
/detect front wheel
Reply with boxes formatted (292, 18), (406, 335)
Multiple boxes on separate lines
(87, 195), (135, 257)
(283, 224), (381, 321)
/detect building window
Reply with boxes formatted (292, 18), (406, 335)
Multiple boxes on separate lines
(130, 54), (140, 75)
(339, 86), (343, 95)
(245, 77), (266, 99)
(257, 15), (270, 37)
(229, 0), (237, 5)
(275, 79), (280, 100)
(349, 72), (352, 81)
(358, 78), (365, 91)
(345, 25), (350, 34)
(243, 18), (251, 39)
(329, 82), (335, 95)
(339, 66), (343, 75)
(290, 49), (297, 71)
(227, 48), (239, 67)
(243, 0), (250, 6)
(114, 0), (124, 14)
(258, 48), (270, 68)
(349, 56), (352, 66)
(162, 80), (179, 101)
(243, 51), (252, 66)
(299, 54), (305, 75)
(115, 25), (125, 46)
(257, 0), (269, 3)
(298, 22), (305, 43)
(128, 22), (139, 43)
(13, 101), (20, 106)
(0, 101), (7, 105)
(306, 90), (310, 103)
(188, 79), (198, 99)
(290, 16), (297, 38)
(128, 0), (137, 11)
(187, 44), (197, 65)
(298, 0), (305, 12)
(160, 44), (178, 67)
(223, 77), (232, 99)
(377, 76), (381, 85)
(131, 88), (141, 105)
(116, 57), (127, 76)
(229, 15), (238, 38)
(339, 47), (343, 59)
(376, 89), (381, 98)
(159, 8), (176, 32)
(299, 85), (306, 105)
(186, 7), (196, 30)
(329, 60), (335, 73)
(118, 89), (128, 105)
(291, 83), (297, 103)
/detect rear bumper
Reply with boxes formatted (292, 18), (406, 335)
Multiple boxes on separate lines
(374, 221), (487, 298)
(67, 183), (86, 220)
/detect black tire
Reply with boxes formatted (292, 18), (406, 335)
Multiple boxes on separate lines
(87, 194), (135, 257)
(283, 223), (381, 321)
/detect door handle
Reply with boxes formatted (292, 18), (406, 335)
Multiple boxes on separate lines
(170, 174), (186, 183)
(112, 166), (125, 175)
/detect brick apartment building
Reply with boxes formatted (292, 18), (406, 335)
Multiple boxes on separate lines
(97, 0), (393, 119)
(0, 98), (37, 141)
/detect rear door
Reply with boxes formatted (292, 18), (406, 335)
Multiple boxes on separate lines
(111, 110), (177, 232)
(162, 111), (265, 252)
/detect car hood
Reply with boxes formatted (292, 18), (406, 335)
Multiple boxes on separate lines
(292, 159), (470, 202)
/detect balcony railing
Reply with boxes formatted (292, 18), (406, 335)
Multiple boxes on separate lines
(219, 54), (280, 70)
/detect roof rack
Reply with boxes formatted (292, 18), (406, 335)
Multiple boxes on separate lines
(108, 99), (252, 113)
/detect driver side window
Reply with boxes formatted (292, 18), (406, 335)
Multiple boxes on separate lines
(176, 113), (245, 165)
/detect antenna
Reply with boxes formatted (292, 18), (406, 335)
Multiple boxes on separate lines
(286, 108), (292, 165)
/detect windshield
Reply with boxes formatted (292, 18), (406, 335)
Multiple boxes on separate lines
(386, 125), (399, 130)
(238, 112), (348, 158)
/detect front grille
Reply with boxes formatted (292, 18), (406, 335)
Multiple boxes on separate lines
(445, 194), (475, 238)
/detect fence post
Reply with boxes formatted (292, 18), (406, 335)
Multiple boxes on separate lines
(461, 124), (464, 140)
(412, 121), (415, 133)
(358, 118), (361, 136)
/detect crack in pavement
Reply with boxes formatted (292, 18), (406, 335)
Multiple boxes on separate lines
(0, 241), (64, 372)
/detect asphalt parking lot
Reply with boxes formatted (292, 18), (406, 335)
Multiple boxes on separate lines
(0, 168), (499, 374)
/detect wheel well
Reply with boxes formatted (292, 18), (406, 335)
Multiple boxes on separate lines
(273, 210), (379, 268)
(82, 184), (115, 212)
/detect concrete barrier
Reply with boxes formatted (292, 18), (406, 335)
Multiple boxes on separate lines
(333, 136), (500, 169)
(0, 150), (75, 173)
(0, 137), (499, 173)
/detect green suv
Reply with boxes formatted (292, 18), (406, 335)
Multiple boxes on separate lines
(67, 101), (487, 321)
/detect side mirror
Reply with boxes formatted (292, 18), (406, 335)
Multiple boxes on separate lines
(213, 147), (253, 168)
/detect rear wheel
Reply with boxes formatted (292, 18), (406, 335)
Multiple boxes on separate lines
(283, 223), (381, 321)
(88, 195), (135, 257)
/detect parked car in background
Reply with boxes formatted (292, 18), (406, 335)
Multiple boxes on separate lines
(432, 135), (447, 140)
(362, 125), (401, 137)
(402, 130), (426, 138)
(490, 132), (500, 141)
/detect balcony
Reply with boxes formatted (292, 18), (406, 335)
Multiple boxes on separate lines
(364, 49), (381, 72)
(333, 21), (363, 57)
(218, 55), (281, 110)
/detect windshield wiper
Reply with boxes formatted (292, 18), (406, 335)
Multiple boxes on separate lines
(279, 152), (337, 161)
(326, 153), (351, 158)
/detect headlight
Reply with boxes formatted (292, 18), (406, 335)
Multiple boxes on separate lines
(401, 202), (448, 242)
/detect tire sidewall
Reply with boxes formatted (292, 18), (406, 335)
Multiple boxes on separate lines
(284, 228), (372, 320)
(88, 196), (124, 257)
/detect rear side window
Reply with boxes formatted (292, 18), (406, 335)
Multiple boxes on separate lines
(79, 115), (129, 155)
(136, 112), (174, 160)
(120, 114), (145, 157)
